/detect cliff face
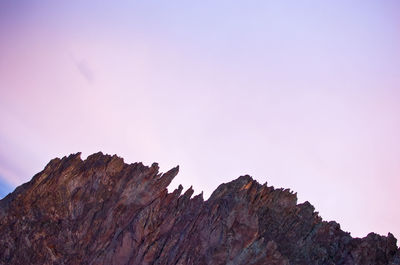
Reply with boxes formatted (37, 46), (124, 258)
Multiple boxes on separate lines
(0, 152), (398, 265)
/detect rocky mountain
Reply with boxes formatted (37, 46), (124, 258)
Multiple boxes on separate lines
(0, 152), (399, 265)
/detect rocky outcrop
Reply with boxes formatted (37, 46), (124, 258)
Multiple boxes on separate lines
(0, 152), (398, 265)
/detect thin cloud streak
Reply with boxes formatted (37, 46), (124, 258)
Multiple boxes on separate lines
(70, 53), (94, 83)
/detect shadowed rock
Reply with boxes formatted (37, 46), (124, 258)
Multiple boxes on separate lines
(0, 152), (398, 264)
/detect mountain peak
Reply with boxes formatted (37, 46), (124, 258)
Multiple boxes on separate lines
(0, 152), (398, 264)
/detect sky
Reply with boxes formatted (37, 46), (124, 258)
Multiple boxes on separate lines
(0, 0), (399, 239)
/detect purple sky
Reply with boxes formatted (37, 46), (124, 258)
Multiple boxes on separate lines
(1, 1), (399, 239)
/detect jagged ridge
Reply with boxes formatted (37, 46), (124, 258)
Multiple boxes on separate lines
(0, 152), (399, 265)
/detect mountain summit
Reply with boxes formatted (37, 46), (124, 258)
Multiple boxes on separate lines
(0, 152), (399, 265)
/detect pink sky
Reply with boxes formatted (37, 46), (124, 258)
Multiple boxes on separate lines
(0, 1), (399, 239)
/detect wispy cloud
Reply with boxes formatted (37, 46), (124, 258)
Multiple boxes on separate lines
(70, 54), (94, 83)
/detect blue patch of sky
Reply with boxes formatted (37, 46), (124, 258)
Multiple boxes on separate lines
(0, 177), (14, 199)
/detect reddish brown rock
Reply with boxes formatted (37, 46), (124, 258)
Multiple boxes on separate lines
(0, 152), (398, 264)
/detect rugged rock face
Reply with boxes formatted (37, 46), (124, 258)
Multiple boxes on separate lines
(0, 152), (398, 265)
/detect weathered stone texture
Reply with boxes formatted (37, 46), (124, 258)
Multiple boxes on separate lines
(0, 152), (398, 264)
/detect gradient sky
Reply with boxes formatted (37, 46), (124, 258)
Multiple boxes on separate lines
(1, 0), (399, 239)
